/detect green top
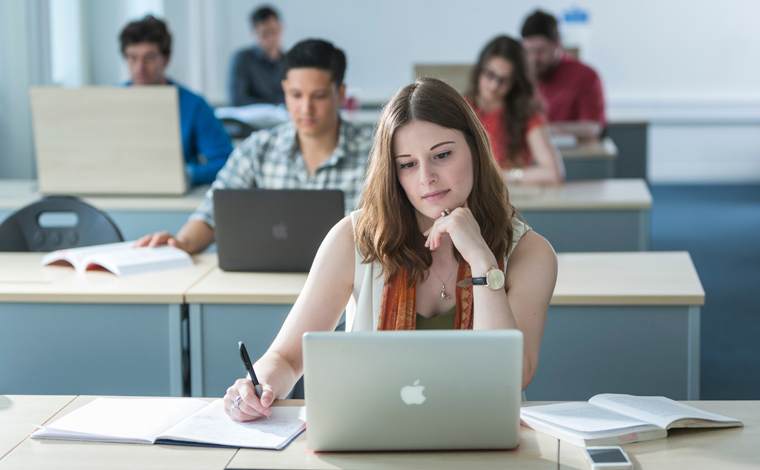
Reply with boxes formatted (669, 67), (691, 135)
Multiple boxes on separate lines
(416, 305), (457, 330)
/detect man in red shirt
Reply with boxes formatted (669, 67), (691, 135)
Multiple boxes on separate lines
(521, 10), (605, 139)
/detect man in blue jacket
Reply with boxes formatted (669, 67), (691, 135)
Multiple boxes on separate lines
(120, 15), (233, 186)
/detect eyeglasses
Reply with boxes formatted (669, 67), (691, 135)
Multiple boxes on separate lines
(481, 69), (512, 87)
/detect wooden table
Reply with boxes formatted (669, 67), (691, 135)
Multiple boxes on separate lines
(0, 395), (74, 461)
(0, 179), (208, 242)
(528, 252), (705, 401)
(1, 178), (650, 253)
(558, 136), (618, 181)
(0, 253), (216, 396)
(0, 396), (559, 470)
(559, 401), (759, 470)
(510, 178), (652, 252)
(3, 397), (754, 470)
(185, 252), (704, 401)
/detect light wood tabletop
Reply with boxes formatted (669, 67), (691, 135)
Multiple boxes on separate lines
(0, 179), (208, 212)
(509, 178), (652, 211)
(0, 253), (216, 304)
(0, 395), (75, 461)
(558, 401), (758, 470)
(558, 136), (618, 159)
(0, 396), (236, 470)
(553, 251), (705, 306)
(185, 251), (703, 307)
(228, 401), (559, 470)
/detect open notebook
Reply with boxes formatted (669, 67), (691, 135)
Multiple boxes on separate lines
(41, 241), (193, 276)
(32, 398), (305, 450)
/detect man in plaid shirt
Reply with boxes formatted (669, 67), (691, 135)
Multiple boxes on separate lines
(136, 39), (372, 254)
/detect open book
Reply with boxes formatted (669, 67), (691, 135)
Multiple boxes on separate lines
(41, 241), (193, 276)
(520, 394), (742, 447)
(31, 398), (305, 450)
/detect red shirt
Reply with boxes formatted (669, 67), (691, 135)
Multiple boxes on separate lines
(468, 97), (546, 169)
(537, 53), (606, 126)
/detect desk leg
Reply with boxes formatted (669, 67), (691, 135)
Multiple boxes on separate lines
(167, 304), (184, 397)
(638, 210), (650, 251)
(189, 304), (204, 397)
(688, 306), (701, 400)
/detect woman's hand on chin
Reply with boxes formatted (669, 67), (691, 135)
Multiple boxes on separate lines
(422, 203), (497, 272)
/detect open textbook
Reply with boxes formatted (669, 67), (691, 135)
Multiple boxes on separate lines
(520, 394), (742, 447)
(41, 241), (193, 276)
(31, 398), (306, 450)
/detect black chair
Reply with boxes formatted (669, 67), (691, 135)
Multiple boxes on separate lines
(0, 196), (124, 252)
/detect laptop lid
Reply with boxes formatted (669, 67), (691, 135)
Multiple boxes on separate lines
(213, 189), (344, 272)
(302, 330), (523, 451)
(29, 86), (186, 196)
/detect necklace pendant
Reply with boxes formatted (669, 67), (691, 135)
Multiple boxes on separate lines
(441, 285), (450, 300)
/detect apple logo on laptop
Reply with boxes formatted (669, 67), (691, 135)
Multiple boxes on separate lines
(272, 221), (288, 240)
(400, 380), (426, 405)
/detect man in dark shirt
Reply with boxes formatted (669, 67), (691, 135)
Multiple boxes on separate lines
(228, 6), (285, 106)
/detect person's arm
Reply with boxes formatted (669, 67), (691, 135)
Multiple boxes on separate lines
(424, 207), (556, 390)
(504, 125), (565, 185)
(224, 216), (356, 421)
(134, 219), (215, 254)
(187, 100), (234, 186)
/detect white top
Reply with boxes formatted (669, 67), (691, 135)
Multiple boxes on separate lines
(345, 211), (531, 332)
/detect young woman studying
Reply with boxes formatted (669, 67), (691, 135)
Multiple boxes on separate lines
(467, 36), (565, 184)
(224, 78), (557, 422)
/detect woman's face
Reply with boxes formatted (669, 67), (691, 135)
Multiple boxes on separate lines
(392, 120), (474, 228)
(477, 56), (514, 105)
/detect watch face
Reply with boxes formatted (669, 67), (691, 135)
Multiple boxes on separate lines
(486, 268), (505, 290)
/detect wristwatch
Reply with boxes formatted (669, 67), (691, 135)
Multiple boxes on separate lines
(457, 267), (505, 291)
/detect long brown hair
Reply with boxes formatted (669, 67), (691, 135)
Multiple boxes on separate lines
(467, 35), (542, 167)
(355, 77), (517, 284)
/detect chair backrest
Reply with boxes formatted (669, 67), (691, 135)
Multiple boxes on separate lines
(0, 196), (123, 252)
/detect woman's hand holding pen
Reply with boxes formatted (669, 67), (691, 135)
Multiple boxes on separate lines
(224, 378), (275, 422)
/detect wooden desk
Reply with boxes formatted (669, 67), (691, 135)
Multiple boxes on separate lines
(0, 395), (236, 470)
(0, 396), (558, 470)
(559, 401), (759, 470)
(556, 136), (619, 181)
(0, 395), (74, 460)
(0, 254), (216, 396)
(229, 403), (558, 470)
(186, 252), (704, 401)
(527, 252), (705, 401)
(511, 178), (652, 252)
(0, 180), (208, 242)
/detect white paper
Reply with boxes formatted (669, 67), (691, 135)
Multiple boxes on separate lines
(160, 400), (306, 449)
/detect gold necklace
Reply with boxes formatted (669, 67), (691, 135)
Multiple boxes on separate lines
(431, 264), (457, 300)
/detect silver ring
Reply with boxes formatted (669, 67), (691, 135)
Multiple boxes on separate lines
(229, 396), (241, 413)
(442, 208), (451, 217)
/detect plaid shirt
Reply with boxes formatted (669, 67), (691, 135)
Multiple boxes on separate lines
(190, 120), (372, 227)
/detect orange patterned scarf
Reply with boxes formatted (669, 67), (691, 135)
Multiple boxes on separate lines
(378, 262), (475, 330)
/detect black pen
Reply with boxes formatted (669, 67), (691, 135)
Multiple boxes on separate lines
(238, 341), (262, 398)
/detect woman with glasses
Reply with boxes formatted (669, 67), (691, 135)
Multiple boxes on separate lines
(467, 36), (565, 184)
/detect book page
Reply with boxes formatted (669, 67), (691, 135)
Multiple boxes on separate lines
(520, 402), (654, 433)
(160, 400), (306, 449)
(84, 244), (192, 276)
(41, 241), (135, 270)
(590, 394), (742, 429)
(32, 398), (210, 443)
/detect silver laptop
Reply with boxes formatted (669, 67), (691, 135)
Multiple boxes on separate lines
(213, 189), (344, 272)
(29, 86), (186, 196)
(302, 330), (523, 451)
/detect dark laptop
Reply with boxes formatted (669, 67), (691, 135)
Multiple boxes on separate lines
(213, 189), (345, 272)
